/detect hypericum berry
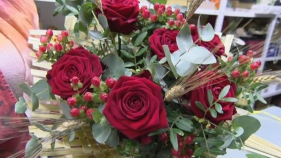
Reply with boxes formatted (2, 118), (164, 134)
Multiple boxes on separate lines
(242, 70), (249, 78)
(247, 50), (254, 57)
(176, 13), (184, 20)
(182, 155), (190, 158)
(227, 56), (233, 62)
(61, 30), (69, 37)
(83, 92), (93, 102)
(185, 148), (194, 157)
(70, 108), (80, 117)
(157, 8), (164, 15)
(67, 97), (77, 107)
(178, 139), (185, 149)
(181, 19), (187, 24)
(250, 62), (259, 71)
(36, 51), (43, 59)
(46, 29), (53, 37)
(151, 15), (157, 22)
(40, 36), (48, 44)
(39, 46), (46, 53)
(159, 4), (166, 11)
(231, 69), (240, 78)
(54, 43), (63, 52)
(69, 40), (74, 47)
(140, 6), (147, 12)
(175, 20), (181, 27)
(159, 133), (169, 142)
(167, 6), (172, 11)
(86, 108), (94, 119)
(57, 34), (63, 42)
(185, 135), (195, 145)
(91, 77), (101, 87)
(70, 76), (80, 85)
(154, 2), (160, 10)
(238, 55), (250, 64)
(256, 60), (261, 66)
(80, 106), (87, 112)
(100, 93), (109, 102)
(190, 24), (197, 35)
(172, 148), (180, 156)
(47, 43), (53, 50)
(166, 9), (173, 16)
(106, 78), (116, 88)
(174, 8), (180, 15)
(168, 19), (175, 26)
(142, 9), (150, 19)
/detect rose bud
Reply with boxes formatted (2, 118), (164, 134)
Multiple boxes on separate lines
(154, 2), (160, 10)
(166, 9), (173, 16)
(86, 108), (94, 119)
(250, 62), (259, 71)
(256, 60), (261, 66)
(174, 8), (180, 15)
(40, 36), (48, 44)
(91, 77), (101, 87)
(238, 55), (250, 64)
(168, 19), (175, 26)
(106, 78), (116, 88)
(159, 4), (166, 11)
(57, 34), (63, 42)
(47, 43), (53, 50)
(39, 46), (46, 53)
(36, 51), (43, 59)
(242, 70), (249, 78)
(80, 106), (87, 112)
(54, 43), (63, 52)
(69, 40), (74, 47)
(247, 50), (254, 57)
(176, 13), (184, 20)
(227, 56), (233, 62)
(70, 108), (80, 117)
(231, 69), (240, 78)
(140, 5), (147, 12)
(83, 92), (93, 102)
(159, 132), (169, 142)
(61, 30), (69, 38)
(185, 134), (195, 145)
(46, 29), (53, 37)
(67, 97), (77, 107)
(70, 76), (80, 85)
(175, 20), (181, 27)
(100, 93), (109, 102)
(157, 8), (164, 15)
(151, 14), (158, 22)
(142, 9), (150, 19)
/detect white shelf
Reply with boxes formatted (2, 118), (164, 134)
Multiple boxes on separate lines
(224, 11), (276, 18)
(194, 9), (219, 16)
(265, 56), (281, 61)
(261, 83), (281, 98)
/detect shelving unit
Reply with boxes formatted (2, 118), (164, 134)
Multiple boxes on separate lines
(34, 0), (281, 99)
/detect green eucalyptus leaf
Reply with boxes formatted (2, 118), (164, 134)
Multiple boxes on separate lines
(158, 57), (167, 64)
(148, 128), (169, 136)
(256, 93), (267, 104)
(65, 5), (79, 14)
(79, 21), (88, 35)
(222, 97), (238, 102)
(48, 85), (56, 100)
(169, 128), (178, 151)
(98, 14), (108, 29)
(53, 5), (64, 16)
(79, 2), (93, 26)
(33, 122), (52, 132)
(215, 103), (223, 114)
(134, 32), (147, 46)
(209, 108), (217, 118)
(15, 97), (27, 114)
(60, 101), (73, 119)
(124, 62), (135, 67)
(19, 83), (32, 96)
(69, 131), (75, 142)
(25, 136), (42, 158)
(153, 64), (168, 81)
(121, 50), (134, 58)
(249, 92), (255, 104)
(89, 30), (104, 40)
(92, 123), (111, 144)
(207, 90), (213, 105)
(180, 46), (216, 64)
(31, 92), (39, 111)
(106, 129), (118, 147)
(201, 23), (215, 42)
(31, 79), (52, 100)
(232, 116), (261, 141)
(136, 47), (148, 56)
(176, 24), (193, 53)
(102, 54), (125, 79)
(163, 45), (178, 78)
(194, 147), (207, 156)
(195, 101), (206, 112)
(234, 127), (244, 137)
(150, 55), (157, 63)
(219, 85), (230, 100)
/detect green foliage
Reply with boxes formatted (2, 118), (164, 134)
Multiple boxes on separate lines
(176, 24), (193, 53)
(219, 85), (230, 100)
(149, 0), (167, 4)
(31, 79), (53, 100)
(134, 32), (148, 46)
(15, 97), (27, 114)
(92, 109), (104, 123)
(163, 45), (178, 78)
(98, 14), (109, 29)
(214, 103), (223, 114)
(60, 101), (73, 119)
(180, 46), (216, 64)
(207, 90), (213, 105)
(33, 122), (52, 132)
(152, 64), (168, 81)
(232, 116), (261, 141)
(106, 129), (119, 147)
(209, 108), (217, 118)
(195, 101), (206, 112)
(89, 30), (104, 40)
(197, 16), (215, 42)
(222, 97), (238, 102)
(148, 128), (169, 136)
(31, 92), (39, 111)
(69, 131), (76, 142)
(79, 2), (93, 26)
(102, 54), (126, 79)
(174, 117), (193, 132)
(92, 123), (112, 144)
(246, 154), (267, 158)
(169, 128), (178, 151)
(194, 147), (207, 156)
(19, 83), (32, 96)
(25, 134), (42, 158)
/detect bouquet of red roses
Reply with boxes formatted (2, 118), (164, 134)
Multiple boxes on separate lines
(14, 0), (270, 157)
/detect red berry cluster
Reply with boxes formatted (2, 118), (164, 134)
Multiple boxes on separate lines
(139, 4), (186, 29)
(37, 29), (74, 62)
(229, 50), (261, 80)
(68, 76), (116, 119)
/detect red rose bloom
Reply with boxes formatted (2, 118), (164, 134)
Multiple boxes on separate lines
(187, 71), (237, 124)
(46, 46), (103, 99)
(190, 24), (225, 56)
(103, 73), (168, 140)
(102, 0), (139, 35)
(149, 28), (179, 60)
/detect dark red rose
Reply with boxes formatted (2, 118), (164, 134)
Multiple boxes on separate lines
(102, 0), (139, 35)
(46, 46), (103, 99)
(103, 73), (168, 139)
(134, 70), (153, 81)
(187, 71), (237, 124)
(190, 24), (225, 56)
(149, 28), (179, 60)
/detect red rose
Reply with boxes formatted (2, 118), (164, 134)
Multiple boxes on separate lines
(187, 71), (237, 124)
(190, 24), (225, 56)
(102, 0), (139, 35)
(46, 46), (103, 99)
(149, 28), (179, 60)
(103, 73), (168, 139)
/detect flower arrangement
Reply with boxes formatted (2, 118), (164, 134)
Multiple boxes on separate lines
(13, 0), (271, 157)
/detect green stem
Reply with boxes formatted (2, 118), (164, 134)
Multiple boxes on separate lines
(201, 125), (210, 155)
(118, 34), (121, 55)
